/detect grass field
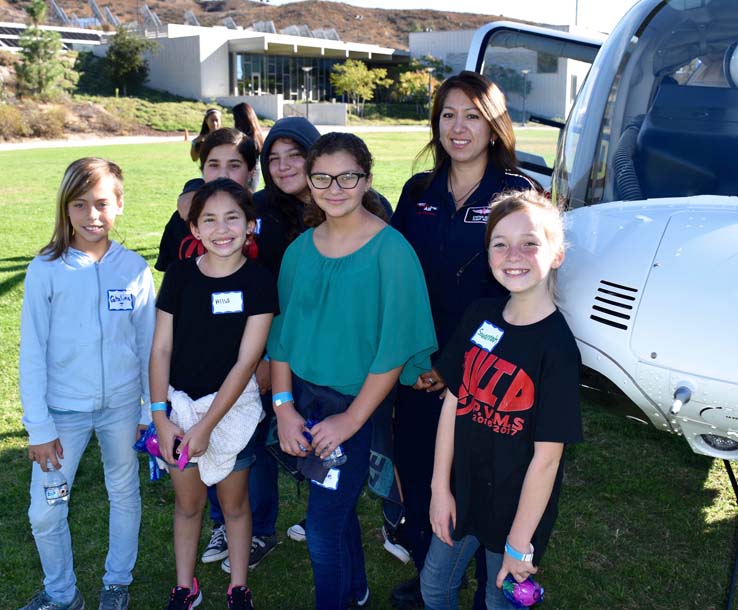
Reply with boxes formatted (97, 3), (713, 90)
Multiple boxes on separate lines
(0, 131), (735, 610)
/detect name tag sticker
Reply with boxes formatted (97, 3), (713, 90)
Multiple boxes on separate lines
(471, 320), (504, 352)
(464, 207), (491, 224)
(311, 468), (340, 491)
(211, 291), (244, 315)
(107, 290), (134, 311)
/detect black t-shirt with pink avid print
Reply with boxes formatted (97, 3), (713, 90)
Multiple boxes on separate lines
(436, 297), (583, 564)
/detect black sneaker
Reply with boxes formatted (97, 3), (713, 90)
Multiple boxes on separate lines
(164, 578), (202, 610)
(350, 587), (371, 608)
(227, 586), (254, 610)
(249, 534), (280, 569)
(201, 523), (228, 563)
(390, 576), (422, 610)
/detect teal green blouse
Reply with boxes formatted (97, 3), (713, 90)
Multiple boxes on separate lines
(267, 226), (437, 396)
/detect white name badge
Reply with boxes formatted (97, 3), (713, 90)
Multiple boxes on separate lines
(311, 468), (340, 491)
(107, 289), (134, 311)
(471, 320), (504, 352)
(211, 291), (244, 315)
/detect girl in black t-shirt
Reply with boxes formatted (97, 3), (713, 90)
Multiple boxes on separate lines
(150, 179), (277, 610)
(421, 190), (583, 610)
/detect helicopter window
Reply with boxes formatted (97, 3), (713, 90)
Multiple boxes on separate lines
(478, 28), (599, 184)
(559, 0), (738, 207)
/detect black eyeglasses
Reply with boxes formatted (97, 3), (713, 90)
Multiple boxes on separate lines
(308, 172), (367, 190)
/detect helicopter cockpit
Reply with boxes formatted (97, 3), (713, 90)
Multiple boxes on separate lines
(554, 0), (738, 207)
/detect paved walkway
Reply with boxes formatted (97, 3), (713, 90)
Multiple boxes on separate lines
(0, 125), (432, 152)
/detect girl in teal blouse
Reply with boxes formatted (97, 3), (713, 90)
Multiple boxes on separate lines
(267, 132), (437, 610)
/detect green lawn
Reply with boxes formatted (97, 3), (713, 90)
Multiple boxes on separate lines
(0, 132), (735, 610)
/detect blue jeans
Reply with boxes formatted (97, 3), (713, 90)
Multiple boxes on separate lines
(421, 533), (516, 610)
(306, 418), (371, 610)
(28, 404), (141, 604)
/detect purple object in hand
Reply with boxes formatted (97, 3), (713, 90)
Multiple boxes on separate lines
(501, 575), (544, 608)
(144, 433), (162, 459)
(177, 443), (189, 471)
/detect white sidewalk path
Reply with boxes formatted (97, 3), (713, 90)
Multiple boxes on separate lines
(0, 125), (432, 152)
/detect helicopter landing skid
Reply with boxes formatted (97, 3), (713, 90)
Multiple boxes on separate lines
(724, 460), (738, 610)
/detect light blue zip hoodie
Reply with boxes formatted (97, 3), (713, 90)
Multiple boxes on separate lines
(20, 241), (156, 445)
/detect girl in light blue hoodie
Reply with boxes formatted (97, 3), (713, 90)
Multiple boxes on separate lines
(18, 158), (155, 610)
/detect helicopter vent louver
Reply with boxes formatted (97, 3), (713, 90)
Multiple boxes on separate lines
(589, 280), (638, 331)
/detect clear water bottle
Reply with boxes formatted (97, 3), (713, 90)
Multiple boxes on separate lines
(44, 460), (69, 506)
(304, 418), (348, 468)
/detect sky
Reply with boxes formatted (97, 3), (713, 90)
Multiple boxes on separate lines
(267, 0), (642, 33)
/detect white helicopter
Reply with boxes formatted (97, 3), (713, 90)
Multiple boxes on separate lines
(467, 0), (738, 461)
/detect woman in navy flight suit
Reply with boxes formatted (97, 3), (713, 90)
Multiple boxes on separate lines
(389, 70), (536, 609)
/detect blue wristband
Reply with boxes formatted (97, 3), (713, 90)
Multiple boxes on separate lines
(151, 402), (167, 412)
(263, 353), (271, 362)
(272, 392), (293, 408)
(505, 540), (534, 562)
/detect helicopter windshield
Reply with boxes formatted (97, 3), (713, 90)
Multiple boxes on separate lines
(554, 0), (738, 208)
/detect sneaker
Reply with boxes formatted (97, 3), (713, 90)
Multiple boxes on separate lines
(98, 585), (129, 610)
(226, 586), (254, 610)
(164, 579), (202, 610)
(382, 525), (411, 564)
(249, 534), (280, 569)
(18, 588), (84, 610)
(201, 523), (228, 563)
(286, 519), (306, 542)
(390, 577), (422, 610)
(350, 587), (371, 608)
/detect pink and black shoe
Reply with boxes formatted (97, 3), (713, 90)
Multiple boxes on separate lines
(227, 585), (254, 610)
(165, 577), (202, 610)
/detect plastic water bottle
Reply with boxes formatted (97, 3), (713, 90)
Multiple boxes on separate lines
(44, 460), (69, 506)
(304, 418), (348, 468)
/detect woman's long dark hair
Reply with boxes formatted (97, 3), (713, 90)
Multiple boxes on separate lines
(416, 71), (518, 187)
(232, 103), (264, 151)
(303, 132), (388, 226)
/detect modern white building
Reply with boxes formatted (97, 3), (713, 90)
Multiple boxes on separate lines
(114, 23), (409, 120)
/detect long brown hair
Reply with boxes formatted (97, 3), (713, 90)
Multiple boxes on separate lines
(303, 132), (388, 226)
(41, 158), (124, 260)
(417, 71), (518, 183)
(232, 102), (264, 151)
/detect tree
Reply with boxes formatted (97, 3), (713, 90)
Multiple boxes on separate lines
(15, 0), (70, 99)
(397, 70), (438, 116)
(105, 27), (157, 96)
(330, 59), (392, 115)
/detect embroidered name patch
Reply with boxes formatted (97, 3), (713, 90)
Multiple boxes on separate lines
(464, 207), (491, 224)
(470, 320), (504, 352)
(211, 291), (244, 315)
(107, 290), (134, 311)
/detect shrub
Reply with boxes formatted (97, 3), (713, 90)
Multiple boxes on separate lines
(33, 106), (67, 139)
(0, 104), (31, 139)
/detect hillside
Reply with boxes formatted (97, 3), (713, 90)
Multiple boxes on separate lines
(0, 0), (516, 50)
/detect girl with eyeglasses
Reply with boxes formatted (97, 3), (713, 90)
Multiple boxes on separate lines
(267, 132), (437, 610)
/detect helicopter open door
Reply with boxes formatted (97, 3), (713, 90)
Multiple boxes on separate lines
(464, 22), (604, 189)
